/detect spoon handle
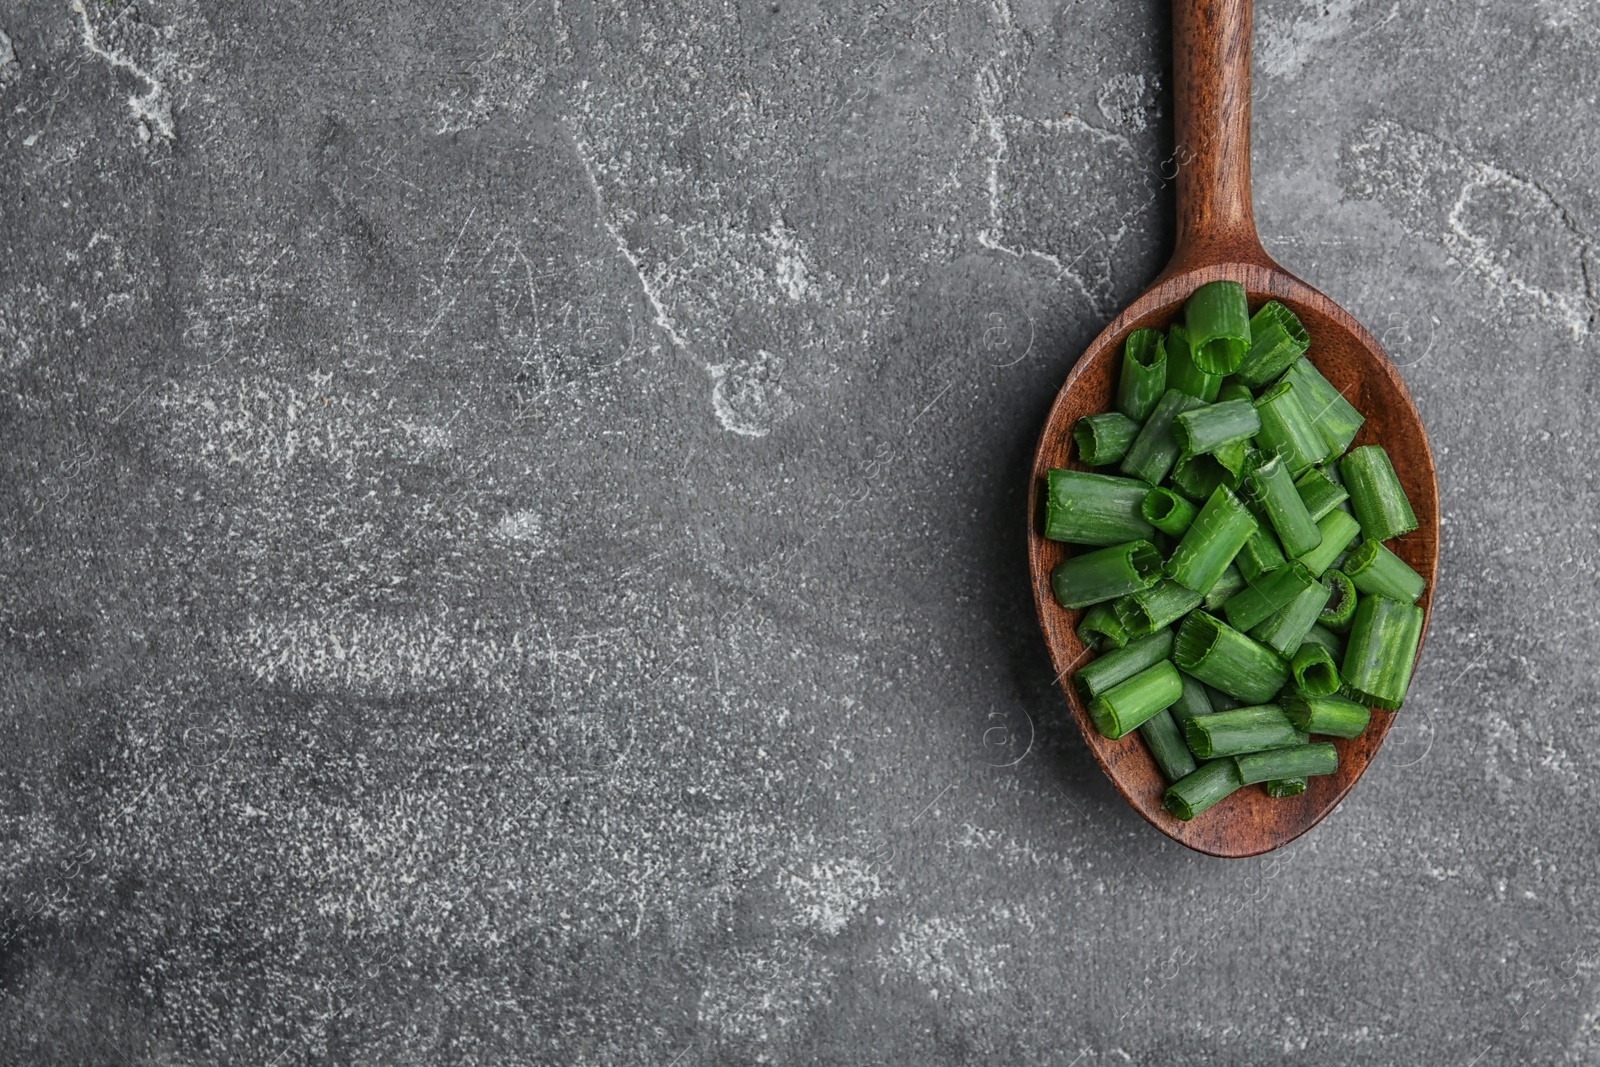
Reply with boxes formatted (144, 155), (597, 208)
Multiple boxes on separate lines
(1167, 0), (1274, 273)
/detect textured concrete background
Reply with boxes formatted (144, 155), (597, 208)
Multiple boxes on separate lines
(1, 0), (1597, 1063)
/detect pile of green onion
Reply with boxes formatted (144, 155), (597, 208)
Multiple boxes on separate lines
(1047, 280), (1426, 821)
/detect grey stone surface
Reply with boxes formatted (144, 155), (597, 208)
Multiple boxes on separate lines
(1, 0), (1597, 1062)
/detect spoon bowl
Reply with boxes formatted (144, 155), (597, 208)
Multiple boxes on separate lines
(1027, 0), (1438, 857)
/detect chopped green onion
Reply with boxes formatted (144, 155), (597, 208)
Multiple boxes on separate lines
(1139, 709), (1198, 782)
(1051, 541), (1164, 609)
(1173, 399), (1262, 457)
(1254, 380), (1329, 474)
(1340, 445), (1419, 542)
(1342, 538), (1426, 604)
(1317, 569), (1359, 633)
(1116, 329), (1168, 423)
(1168, 670), (1215, 729)
(1183, 280), (1251, 374)
(1341, 595), (1424, 710)
(1216, 380), (1254, 404)
(1246, 452), (1323, 558)
(1289, 641), (1342, 698)
(1141, 487), (1198, 537)
(1088, 660), (1183, 739)
(1201, 564), (1247, 611)
(1222, 560), (1317, 633)
(1265, 777), (1307, 798)
(1234, 741), (1336, 785)
(1234, 301), (1310, 387)
(1163, 759), (1245, 820)
(1174, 611), (1289, 704)
(1278, 357), (1364, 457)
(1120, 389), (1206, 485)
(1249, 580), (1333, 658)
(1234, 527), (1286, 583)
(1282, 694), (1372, 737)
(1164, 323), (1222, 402)
(1166, 486), (1259, 594)
(1182, 705), (1308, 759)
(1170, 444), (1248, 501)
(1301, 623), (1345, 660)
(1205, 684), (1245, 711)
(1295, 508), (1362, 578)
(1294, 466), (1350, 522)
(1113, 579), (1204, 639)
(1075, 602), (1129, 652)
(1044, 469), (1156, 546)
(1073, 630), (1175, 701)
(1072, 411), (1141, 466)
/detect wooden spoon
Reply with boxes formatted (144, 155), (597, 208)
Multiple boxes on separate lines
(1027, 0), (1438, 857)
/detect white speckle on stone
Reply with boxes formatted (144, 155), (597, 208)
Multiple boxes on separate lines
(70, 0), (176, 140)
(708, 350), (795, 438)
(1259, 0), (1368, 79)
(781, 856), (884, 936)
(1344, 119), (1596, 337)
(0, 28), (18, 90)
(762, 221), (814, 303)
(493, 510), (546, 548)
(1095, 72), (1156, 131)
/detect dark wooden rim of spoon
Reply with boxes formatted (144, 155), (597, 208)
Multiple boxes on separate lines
(1027, 0), (1439, 858)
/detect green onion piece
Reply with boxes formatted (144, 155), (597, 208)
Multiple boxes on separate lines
(1088, 660), (1183, 739)
(1234, 741), (1336, 785)
(1222, 560), (1317, 633)
(1116, 329), (1168, 423)
(1343, 538), (1426, 604)
(1234, 301), (1310, 387)
(1339, 445), (1419, 542)
(1216, 380), (1253, 403)
(1139, 708), (1198, 782)
(1249, 580), (1333, 658)
(1278, 357), (1364, 457)
(1246, 453), (1323, 558)
(1183, 280), (1251, 374)
(1301, 623), (1345, 660)
(1174, 611), (1289, 704)
(1173, 399), (1262, 457)
(1051, 541), (1164, 609)
(1166, 486), (1259, 594)
(1254, 380), (1329, 474)
(1168, 670), (1215, 729)
(1265, 777), (1307, 798)
(1169, 444), (1248, 501)
(1182, 705), (1308, 759)
(1141, 487), (1199, 537)
(1341, 595), (1424, 710)
(1202, 564), (1247, 611)
(1119, 389), (1206, 485)
(1073, 630), (1175, 701)
(1289, 641), (1342, 698)
(1294, 466), (1350, 522)
(1234, 528), (1287, 584)
(1317, 569), (1358, 633)
(1072, 411), (1141, 467)
(1282, 694), (1371, 738)
(1164, 323), (1222, 402)
(1113, 579), (1204, 639)
(1075, 602), (1130, 652)
(1163, 759), (1244, 820)
(1204, 684), (1244, 711)
(1044, 469), (1157, 546)
(1295, 509), (1362, 579)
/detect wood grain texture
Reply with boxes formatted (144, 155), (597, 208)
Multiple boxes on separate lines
(1026, 0), (1439, 858)
(1167, 0), (1270, 275)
